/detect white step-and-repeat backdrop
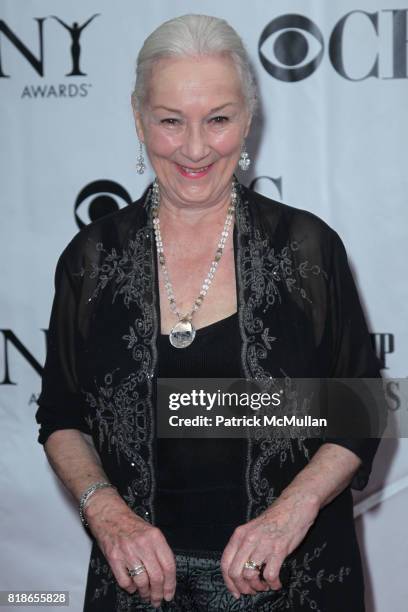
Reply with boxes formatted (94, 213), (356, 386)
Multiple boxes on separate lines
(1, 1), (407, 610)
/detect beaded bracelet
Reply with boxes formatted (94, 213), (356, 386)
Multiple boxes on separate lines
(79, 482), (116, 527)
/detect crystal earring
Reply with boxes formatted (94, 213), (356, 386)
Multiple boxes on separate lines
(136, 140), (146, 174)
(238, 143), (251, 171)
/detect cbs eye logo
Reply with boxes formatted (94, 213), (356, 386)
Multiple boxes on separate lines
(259, 14), (324, 82)
(259, 9), (408, 81)
(74, 180), (133, 228)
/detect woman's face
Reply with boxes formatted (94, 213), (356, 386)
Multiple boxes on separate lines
(134, 55), (252, 208)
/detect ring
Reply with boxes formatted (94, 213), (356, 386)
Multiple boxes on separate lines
(243, 559), (263, 572)
(127, 564), (147, 577)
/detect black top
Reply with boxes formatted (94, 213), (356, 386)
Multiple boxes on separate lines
(156, 312), (246, 552)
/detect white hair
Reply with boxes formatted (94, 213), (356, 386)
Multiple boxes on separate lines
(131, 14), (258, 116)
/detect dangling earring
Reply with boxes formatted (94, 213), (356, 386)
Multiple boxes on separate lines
(136, 140), (146, 174)
(238, 142), (251, 171)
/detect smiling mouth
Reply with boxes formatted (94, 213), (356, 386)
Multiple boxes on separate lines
(176, 163), (214, 177)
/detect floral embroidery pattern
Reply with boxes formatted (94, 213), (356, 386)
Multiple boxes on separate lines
(122, 310), (154, 367)
(84, 370), (153, 518)
(242, 231), (323, 313)
(282, 543), (352, 612)
(80, 198), (158, 524)
(86, 228), (151, 309)
(84, 371), (149, 462)
(234, 185), (327, 519)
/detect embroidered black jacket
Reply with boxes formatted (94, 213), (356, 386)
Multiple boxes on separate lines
(36, 182), (384, 611)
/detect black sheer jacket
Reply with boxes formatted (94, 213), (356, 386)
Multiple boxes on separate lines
(36, 182), (385, 610)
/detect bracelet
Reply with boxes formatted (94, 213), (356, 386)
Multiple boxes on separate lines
(79, 482), (116, 527)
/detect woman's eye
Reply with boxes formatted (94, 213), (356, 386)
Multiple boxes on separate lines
(210, 116), (229, 124)
(161, 118), (180, 126)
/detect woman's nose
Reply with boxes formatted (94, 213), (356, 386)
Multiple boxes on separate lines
(180, 123), (209, 163)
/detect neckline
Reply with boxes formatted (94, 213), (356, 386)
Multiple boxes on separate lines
(159, 311), (238, 338)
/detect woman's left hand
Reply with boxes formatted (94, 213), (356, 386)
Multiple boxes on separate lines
(220, 491), (320, 598)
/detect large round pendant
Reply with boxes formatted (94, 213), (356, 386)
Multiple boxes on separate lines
(169, 319), (196, 349)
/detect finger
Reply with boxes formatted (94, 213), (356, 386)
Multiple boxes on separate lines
(220, 528), (244, 598)
(142, 561), (164, 608)
(261, 554), (285, 591)
(228, 537), (266, 595)
(127, 560), (151, 601)
(155, 540), (177, 602)
(242, 565), (270, 592)
(140, 543), (166, 607)
(109, 557), (138, 595)
(230, 559), (261, 595)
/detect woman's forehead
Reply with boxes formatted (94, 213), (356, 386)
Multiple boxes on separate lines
(146, 55), (244, 108)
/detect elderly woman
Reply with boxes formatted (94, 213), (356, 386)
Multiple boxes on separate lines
(36, 14), (383, 612)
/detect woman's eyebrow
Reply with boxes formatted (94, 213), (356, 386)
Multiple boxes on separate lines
(152, 106), (182, 113)
(208, 103), (238, 112)
(151, 102), (238, 114)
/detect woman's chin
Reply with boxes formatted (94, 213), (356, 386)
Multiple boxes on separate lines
(171, 177), (218, 203)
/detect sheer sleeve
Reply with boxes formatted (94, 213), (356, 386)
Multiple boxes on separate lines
(323, 230), (386, 490)
(35, 253), (91, 444)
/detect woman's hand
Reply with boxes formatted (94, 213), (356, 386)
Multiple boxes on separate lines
(221, 491), (319, 598)
(84, 489), (176, 609)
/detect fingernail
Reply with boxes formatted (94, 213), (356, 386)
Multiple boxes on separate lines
(232, 592), (240, 599)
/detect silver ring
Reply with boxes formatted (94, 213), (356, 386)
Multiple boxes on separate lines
(128, 564), (147, 577)
(243, 560), (263, 572)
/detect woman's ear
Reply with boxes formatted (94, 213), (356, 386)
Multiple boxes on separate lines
(132, 103), (145, 143)
(244, 111), (252, 139)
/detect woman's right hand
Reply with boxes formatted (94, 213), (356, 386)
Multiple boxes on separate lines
(84, 489), (176, 608)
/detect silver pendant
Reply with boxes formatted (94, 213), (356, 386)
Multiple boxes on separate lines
(169, 319), (196, 348)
